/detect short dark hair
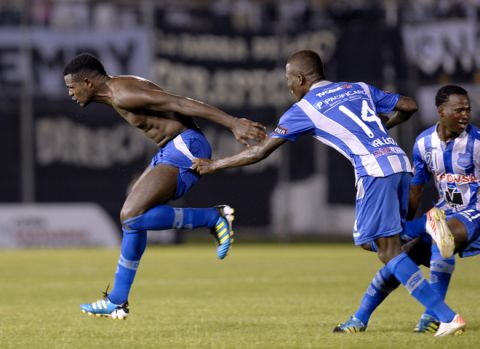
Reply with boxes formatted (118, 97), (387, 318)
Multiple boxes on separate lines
(287, 50), (325, 79)
(63, 53), (107, 77)
(435, 85), (468, 107)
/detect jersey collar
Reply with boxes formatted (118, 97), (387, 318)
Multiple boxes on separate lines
(309, 80), (333, 90)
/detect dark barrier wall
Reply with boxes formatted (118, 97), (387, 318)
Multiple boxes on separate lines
(0, 100), (20, 202)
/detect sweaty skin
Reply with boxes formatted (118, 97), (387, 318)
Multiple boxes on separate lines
(64, 74), (267, 148)
(64, 72), (267, 221)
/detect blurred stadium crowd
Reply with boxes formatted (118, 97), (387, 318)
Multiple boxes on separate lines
(0, 0), (479, 30)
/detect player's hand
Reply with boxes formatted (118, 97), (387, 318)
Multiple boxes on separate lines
(192, 158), (217, 175)
(231, 118), (267, 146)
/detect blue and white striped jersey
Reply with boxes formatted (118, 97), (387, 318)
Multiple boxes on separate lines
(271, 80), (412, 179)
(412, 124), (480, 214)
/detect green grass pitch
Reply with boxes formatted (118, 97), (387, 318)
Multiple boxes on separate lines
(0, 243), (478, 349)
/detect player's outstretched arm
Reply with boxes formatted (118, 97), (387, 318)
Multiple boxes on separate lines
(192, 137), (287, 175)
(384, 96), (418, 129)
(171, 96), (267, 146)
(116, 83), (266, 146)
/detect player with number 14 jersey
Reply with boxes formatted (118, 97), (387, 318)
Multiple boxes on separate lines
(271, 81), (412, 179)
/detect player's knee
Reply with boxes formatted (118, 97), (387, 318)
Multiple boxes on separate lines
(120, 205), (145, 224)
(377, 248), (403, 264)
(375, 236), (403, 264)
(121, 214), (144, 233)
(376, 246), (399, 264)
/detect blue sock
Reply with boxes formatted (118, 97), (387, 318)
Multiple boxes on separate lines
(424, 244), (455, 318)
(354, 265), (400, 325)
(108, 229), (147, 304)
(123, 205), (219, 232)
(403, 215), (427, 239)
(387, 252), (455, 323)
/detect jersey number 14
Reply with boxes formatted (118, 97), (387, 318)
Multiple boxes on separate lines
(338, 100), (385, 138)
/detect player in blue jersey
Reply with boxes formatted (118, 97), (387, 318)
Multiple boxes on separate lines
(192, 50), (465, 336)
(334, 85), (477, 334)
(63, 53), (266, 319)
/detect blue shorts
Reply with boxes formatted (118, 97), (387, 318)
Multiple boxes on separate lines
(353, 172), (411, 245)
(402, 207), (480, 258)
(450, 209), (480, 257)
(150, 129), (212, 199)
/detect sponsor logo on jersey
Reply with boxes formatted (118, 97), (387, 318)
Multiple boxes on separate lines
(321, 89), (366, 106)
(436, 173), (479, 183)
(342, 84), (352, 89)
(371, 136), (398, 147)
(445, 185), (464, 207)
(273, 126), (288, 135)
(315, 86), (343, 98)
(372, 146), (405, 157)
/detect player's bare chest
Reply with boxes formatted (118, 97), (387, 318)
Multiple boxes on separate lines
(113, 106), (149, 128)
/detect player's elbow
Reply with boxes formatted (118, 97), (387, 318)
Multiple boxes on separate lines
(406, 99), (418, 114)
(399, 96), (418, 115)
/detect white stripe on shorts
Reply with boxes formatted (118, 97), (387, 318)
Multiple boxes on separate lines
(173, 134), (195, 161)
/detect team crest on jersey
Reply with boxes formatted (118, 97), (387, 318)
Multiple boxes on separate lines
(342, 84), (352, 89)
(444, 185), (464, 207)
(274, 126), (288, 135)
(424, 150), (435, 171)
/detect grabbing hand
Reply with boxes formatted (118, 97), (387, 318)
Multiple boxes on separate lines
(192, 158), (217, 175)
(232, 118), (267, 146)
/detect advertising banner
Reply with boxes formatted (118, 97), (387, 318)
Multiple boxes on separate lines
(0, 28), (151, 97)
(402, 20), (478, 77)
(0, 203), (119, 248)
(153, 28), (338, 115)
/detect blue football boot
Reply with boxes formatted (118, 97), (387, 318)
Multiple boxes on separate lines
(413, 314), (440, 333)
(211, 205), (235, 259)
(333, 316), (367, 333)
(80, 288), (129, 320)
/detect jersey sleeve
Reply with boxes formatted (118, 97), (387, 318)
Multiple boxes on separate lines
(411, 140), (431, 185)
(367, 84), (400, 114)
(270, 103), (315, 141)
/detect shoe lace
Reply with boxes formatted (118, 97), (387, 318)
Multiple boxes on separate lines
(101, 284), (129, 310)
(102, 283), (110, 299)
